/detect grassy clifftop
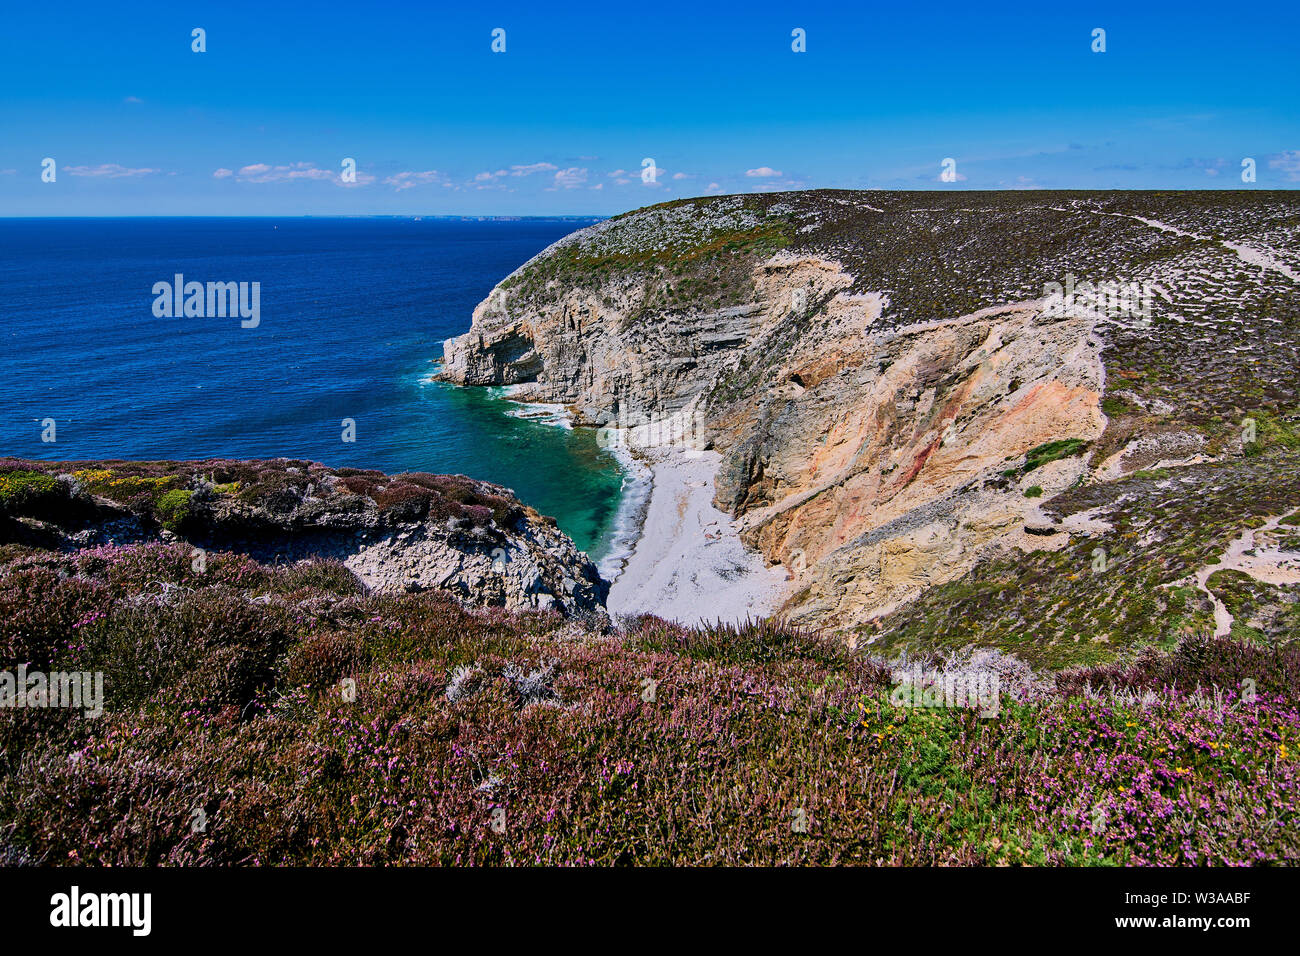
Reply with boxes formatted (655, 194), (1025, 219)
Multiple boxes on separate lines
(499, 194), (795, 316)
(0, 457), (527, 541)
(0, 457), (609, 617)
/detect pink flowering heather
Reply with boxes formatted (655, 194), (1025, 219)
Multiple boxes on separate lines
(0, 540), (1296, 866)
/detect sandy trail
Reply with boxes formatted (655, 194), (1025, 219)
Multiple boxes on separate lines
(1193, 510), (1300, 637)
(1079, 207), (1300, 285)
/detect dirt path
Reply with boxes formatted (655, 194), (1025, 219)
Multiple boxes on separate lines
(1192, 510), (1300, 637)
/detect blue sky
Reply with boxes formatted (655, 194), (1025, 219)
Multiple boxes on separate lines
(2, 0), (1297, 215)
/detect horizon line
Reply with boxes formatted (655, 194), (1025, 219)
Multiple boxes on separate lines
(4, 185), (1300, 220)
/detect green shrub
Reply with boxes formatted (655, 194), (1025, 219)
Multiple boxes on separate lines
(0, 469), (63, 515)
(1022, 439), (1089, 474)
(155, 488), (194, 531)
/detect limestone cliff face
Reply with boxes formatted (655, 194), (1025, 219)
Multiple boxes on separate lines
(441, 272), (763, 427)
(440, 189), (1300, 634)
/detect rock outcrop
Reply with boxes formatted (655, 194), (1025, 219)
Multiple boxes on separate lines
(0, 458), (608, 618)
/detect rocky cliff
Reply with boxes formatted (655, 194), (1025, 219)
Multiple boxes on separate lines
(441, 190), (1300, 662)
(0, 458), (607, 618)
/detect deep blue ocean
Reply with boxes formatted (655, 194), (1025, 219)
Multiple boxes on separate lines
(0, 217), (630, 560)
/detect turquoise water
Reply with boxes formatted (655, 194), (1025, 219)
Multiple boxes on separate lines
(412, 379), (629, 559)
(0, 217), (628, 560)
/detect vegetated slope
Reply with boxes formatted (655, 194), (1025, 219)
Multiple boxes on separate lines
(442, 189), (1300, 665)
(1, 534), (1295, 865)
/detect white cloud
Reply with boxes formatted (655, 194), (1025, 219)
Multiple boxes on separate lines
(64, 164), (161, 178)
(745, 166), (782, 178)
(707, 182), (720, 190)
(1268, 150), (1300, 181)
(553, 167), (588, 188)
(214, 161), (374, 186)
(672, 171), (690, 180)
(123, 96), (143, 104)
(384, 170), (444, 191)
(471, 163), (558, 186)
(472, 169), (513, 185)
(509, 162), (558, 177)
(236, 162), (332, 183)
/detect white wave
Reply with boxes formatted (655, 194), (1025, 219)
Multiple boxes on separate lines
(493, 385), (573, 430)
(597, 443), (653, 583)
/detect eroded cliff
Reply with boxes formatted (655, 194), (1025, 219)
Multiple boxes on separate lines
(441, 190), (1300, 656)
